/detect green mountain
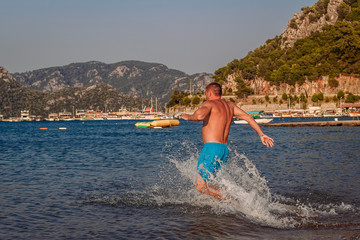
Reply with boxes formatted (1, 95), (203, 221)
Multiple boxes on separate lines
(0, 67), (150, 118)
(214, 0), (360, 96)
(12, 60), (213, 104)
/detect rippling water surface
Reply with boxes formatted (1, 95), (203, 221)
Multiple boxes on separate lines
(1, 119), (359, 239)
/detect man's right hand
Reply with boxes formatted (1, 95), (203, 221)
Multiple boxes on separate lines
(180, 114), (190, 120)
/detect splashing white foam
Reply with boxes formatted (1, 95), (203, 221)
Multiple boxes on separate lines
(162, 141), (326, 228)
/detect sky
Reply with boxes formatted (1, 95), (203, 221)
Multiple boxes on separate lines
(0, 0), (318, 75)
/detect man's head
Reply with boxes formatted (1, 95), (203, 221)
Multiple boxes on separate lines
(205, 82), (222, 99)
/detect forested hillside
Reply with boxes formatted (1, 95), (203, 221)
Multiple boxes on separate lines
(214, 0), (360, 96)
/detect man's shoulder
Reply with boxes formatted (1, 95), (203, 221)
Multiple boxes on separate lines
(225, 100), (236, 108)
(206, 99), (234, 106)
(202, 100), (212, 106)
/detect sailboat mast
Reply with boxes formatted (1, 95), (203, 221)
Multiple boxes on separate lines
(151, 97), (153, 112)
(156, 97), (158, 113)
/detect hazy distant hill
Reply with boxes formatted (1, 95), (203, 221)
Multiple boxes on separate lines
(0, 67), (47, 117)
(0, 66), (150, 118)
(215, 0), (360, 97)
(12, 61), (213, 104)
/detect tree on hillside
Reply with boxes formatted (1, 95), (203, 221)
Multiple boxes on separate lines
(311, 93), (319, 102)
(191, 95), (200, 105)
(345, 93), (360, 103)
(182, 96), (191, 106)
(234, 77), (253, 97)
(328, 77), (339, 88)
(300, 93), (307, 102)
(167, 88), (181, 108)
(337, 90), (345, 100)
(273, 96), (278, 103)
(317, 92), (324, 101)
(265, 94), (270, 102)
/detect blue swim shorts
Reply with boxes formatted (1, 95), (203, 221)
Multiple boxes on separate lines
(197, 142), (229, 182)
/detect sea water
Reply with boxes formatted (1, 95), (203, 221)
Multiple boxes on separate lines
(0, 119), (359, 239)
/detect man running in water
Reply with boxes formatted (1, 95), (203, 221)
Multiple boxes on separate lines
(181, 82), (274, 200)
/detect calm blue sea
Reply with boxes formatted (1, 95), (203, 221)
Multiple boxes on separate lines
(1, 118), (359, 239)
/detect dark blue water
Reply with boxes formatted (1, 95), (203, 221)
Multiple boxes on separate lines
(1, 119), (359, 239)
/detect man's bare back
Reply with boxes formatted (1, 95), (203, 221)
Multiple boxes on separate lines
(201, 99), (233, 144)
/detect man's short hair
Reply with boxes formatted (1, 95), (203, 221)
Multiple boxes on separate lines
(206, 82), (222, 96)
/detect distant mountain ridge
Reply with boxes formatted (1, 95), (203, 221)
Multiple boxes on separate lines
(0, 66), (151, 118)
(12, 60), (213, 104)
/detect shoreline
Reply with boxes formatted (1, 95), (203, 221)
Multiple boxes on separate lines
(263, 120), (360, 127)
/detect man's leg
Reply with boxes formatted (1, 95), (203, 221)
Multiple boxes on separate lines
(196, 174), (223, 200)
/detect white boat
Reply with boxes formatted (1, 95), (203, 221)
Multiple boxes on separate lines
(106, 117), (122, 120)
(323, 113), (343, 117)
(121, 115), (134, 120)
(349, 111), (360, 117)
(322, 109), (343, 117)
(234, 118), (273, 124)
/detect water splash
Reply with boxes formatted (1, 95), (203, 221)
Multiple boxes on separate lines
(83, 140), (359, 229)
(160, 141), (359, 228)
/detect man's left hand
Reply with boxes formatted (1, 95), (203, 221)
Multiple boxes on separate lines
(260, 135), (274, 148)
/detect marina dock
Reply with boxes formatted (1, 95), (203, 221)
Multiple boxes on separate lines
(264, 120), (360, 127)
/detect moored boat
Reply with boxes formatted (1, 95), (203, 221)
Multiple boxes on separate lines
(233, 118), (273, 124)
(323, 109), (343, 117)
(349, 111), (360, 117)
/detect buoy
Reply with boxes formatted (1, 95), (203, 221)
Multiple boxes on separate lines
(40, 128), (48, 130)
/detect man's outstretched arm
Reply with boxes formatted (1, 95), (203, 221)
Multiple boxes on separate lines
(231, 102), (274, 148)
(180, 102), (211, 121)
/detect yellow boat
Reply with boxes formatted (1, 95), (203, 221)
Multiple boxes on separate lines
(169, 120), (180, 126)
(151, 119), (180, 128)
(135, 119), (180, 128)
(135, 122), (152, 128)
